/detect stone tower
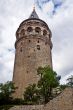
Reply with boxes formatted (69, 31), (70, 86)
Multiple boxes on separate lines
(13, 8), (53, 98)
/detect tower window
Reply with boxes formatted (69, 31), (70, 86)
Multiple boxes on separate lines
(43, 30), (47, 36)
(21, 42), (23, 45)
(28, 55), (30, 58)
(45, 42), (47, 45)
(20, 47), (22, 52)
(29, 40), (31, 42)
(35, 27), (41, 34)
(27, 27), (33, 32)
(37, 40), (39, 43)
(21, 29), (25, 37)
(37, 45), (40, 50)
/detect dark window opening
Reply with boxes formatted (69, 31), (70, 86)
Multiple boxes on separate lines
(27, 71), (28, 73)
(43, 30), (47, 36)
(37, 45), (40, 50)
(37, 40), (39, 43)
(35, 27), (41, 34)
(45, 42), (47, 45)
(21, 29), (25, 36)
(28, 56), (30, 58)
(29, 40), (31, 42)
(27, 27), (33, 32)
(20, 47), (22, 52)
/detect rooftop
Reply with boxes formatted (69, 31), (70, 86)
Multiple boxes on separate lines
(29, 7), (39, 19)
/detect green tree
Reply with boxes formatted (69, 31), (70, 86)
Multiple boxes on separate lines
(23, 66), (60, 104)
(60, 84), (67, 90)
(67, 75), (73, 87)
(0, 81), (16, 105)
(37, 66), (59, 103)
(23, 84), (39, 104)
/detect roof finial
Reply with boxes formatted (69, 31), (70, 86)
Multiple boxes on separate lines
(33, 0), (35, 11)
(33, 5), (35, 11)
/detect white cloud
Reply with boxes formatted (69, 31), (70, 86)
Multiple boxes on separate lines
(60, 71), (73, 84)
(43, 1), (54, 14)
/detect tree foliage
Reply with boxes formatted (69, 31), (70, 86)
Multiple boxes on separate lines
(24, 66), (60, 104)
(67, 75), (73, 87)
(23, 84), (40, 104)
(0, 81), (16, 105)
(37, 66), (59, 103)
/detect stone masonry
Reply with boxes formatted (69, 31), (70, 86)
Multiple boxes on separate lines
(10, 87), (73, 110)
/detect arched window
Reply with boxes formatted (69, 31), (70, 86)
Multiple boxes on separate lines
(43, 30), (47, 36)
(35, 27), (41, 34)
(27, 27), (33, 33)
(20, 47), (22, 52)
(20, 29), (25, 37)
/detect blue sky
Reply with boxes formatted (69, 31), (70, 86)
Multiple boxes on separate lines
(0, 0), (73, 84)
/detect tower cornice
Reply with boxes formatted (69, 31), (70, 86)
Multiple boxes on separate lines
(19, 18), (50, 31)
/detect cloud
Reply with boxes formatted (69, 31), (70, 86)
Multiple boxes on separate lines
(0, 0), (73, 84)
(43, 1), (54, 14)
(60, 71), (73, 84)
(0, 50), (14, 83)
(36, 0), (65, 15)
(53, 0), (63, 8)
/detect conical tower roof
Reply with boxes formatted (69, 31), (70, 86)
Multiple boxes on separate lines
(29, 8), (39, 19)
(19, 7), (50, 31)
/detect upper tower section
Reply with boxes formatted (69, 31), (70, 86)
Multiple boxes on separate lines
(29, 7), (39, 19)
(15, 8), (52, 49)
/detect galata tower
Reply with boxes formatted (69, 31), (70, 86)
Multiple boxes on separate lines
(13, 8), (53, 98)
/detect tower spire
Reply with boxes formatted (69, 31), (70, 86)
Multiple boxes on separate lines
(33, 5), (35, 11)
(29, 2), (39, 19)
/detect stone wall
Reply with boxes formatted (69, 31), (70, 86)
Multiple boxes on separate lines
(46, 87), (73, 110)
(10, 87), (73, 110)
